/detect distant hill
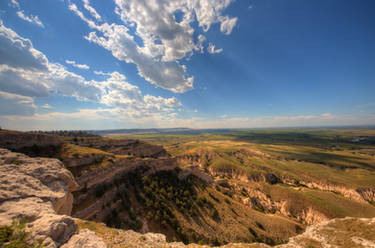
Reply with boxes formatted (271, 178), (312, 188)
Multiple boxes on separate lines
(88, 128), (238, 135)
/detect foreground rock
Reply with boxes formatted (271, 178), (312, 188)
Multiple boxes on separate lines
(0, 148), (104, 247)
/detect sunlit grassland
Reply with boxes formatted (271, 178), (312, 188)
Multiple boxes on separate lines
(110, 128), (375, 196)
(60, 143), (112, 159)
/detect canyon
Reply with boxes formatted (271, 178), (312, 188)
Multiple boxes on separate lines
(1, 129), (375, 247)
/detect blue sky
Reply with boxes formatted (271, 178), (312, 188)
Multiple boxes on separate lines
(0, 0), (374, 130)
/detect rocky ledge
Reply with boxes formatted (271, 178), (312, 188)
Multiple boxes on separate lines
(0, 148), (105, 247)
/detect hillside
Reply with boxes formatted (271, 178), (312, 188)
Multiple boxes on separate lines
(1, 129), (375, 247)
(1, 147), (375, 248)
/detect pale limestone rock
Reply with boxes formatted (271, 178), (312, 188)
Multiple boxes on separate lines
(0, 149), (78, 215)
(27, 214), (78, 246)
(0, 197), (55, 225)
(0, 148), (103, 247)
(61, 229), (106, 248)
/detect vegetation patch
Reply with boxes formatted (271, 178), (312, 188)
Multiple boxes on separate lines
(0, 220), (43, 248)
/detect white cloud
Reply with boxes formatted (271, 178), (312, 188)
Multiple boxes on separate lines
(0, 91), (36, 116)
(207, 43), (223, 54)
(85, 27), (194, 93)
(65, 59), (90, 70)
(94, 72), (182, 117)
(16, 10), (44, 28)
(0, 22), (182, 118)
(9, 0), (45, 28)
(10, 0), (19, 8)
(68, 0), (238, 93)
(2, 111), (374, 131)
(219, 16), (237, 35)
(93, 70), (111, 76)
(41, 104), (53, 109)
(0, 20), (48, 71)
(197, 34), (206, 53)
(82, 0), (101, 21)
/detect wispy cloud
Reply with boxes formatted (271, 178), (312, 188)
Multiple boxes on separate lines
(65, 60), (90, 70)
(0, 91), (36, 116)
(219, 16), (238, 35)
(82, 0), (101, 21)
(10, 0), (19, 8)
(41, 104), (53, 109)
(10, 0), (44, 28)
(2, 111), (374, 131)
(93, 70), (111, 76)
(207, 43), (223, 54)
(16, 11), (44, 28)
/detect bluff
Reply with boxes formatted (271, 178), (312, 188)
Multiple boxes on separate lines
(0, 148), (106, 247)
(0, 148), (373, 248)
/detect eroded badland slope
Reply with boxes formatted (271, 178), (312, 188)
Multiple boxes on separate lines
(1, 129), (375, 247)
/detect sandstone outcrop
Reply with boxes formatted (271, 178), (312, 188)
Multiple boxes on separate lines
(61, 229), (106, 248)
(0, 148), (104, 247)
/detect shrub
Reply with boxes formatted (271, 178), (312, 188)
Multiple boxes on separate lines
(210, 208), (219, 220)
(248, 227), (257, 237)
(0, 220), (43, 248)
(208, 192), (219, 202)
(255, 221), (265, 230)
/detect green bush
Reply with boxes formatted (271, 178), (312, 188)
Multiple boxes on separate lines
(255, 221), (265, 230)
(0, 220), (43, 248)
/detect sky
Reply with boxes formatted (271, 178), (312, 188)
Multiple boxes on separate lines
(0, 0), (374, 131)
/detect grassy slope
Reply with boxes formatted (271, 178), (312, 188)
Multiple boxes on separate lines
(67, 129), (375, 245)
(111, 129), (375, 221)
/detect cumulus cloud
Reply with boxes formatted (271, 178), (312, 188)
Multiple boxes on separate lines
(68, 0), (238, 93)
(65, 59), (90, 70)
(16, 10), (44, 28)
(0, 22), (181, 118)
(84, 26), (194, 93)
(207, 43), (223, 54)
(94, 71), (182, 117)
(0, 91), (36, 116)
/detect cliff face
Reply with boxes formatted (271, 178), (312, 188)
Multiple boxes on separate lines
(0, 148), (105, 247)
(0, 131), (63, 157)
